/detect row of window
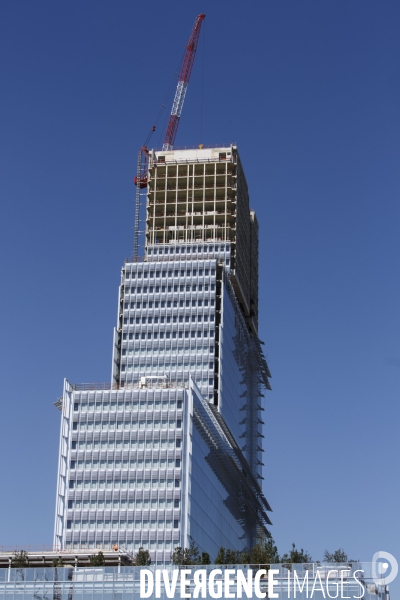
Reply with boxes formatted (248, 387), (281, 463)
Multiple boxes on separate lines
(74, 400), (182, 411)
(70, 458), (181, 469)
(121, 374), (211, 388)
(125, 268), (216, 279)
(69, 478), (181, 491)
(71, 439), (181, 451)
(125, 284), (215, 295)
(122, 330), (214, 341)
(146, 244), (229, 255)
(64, 542), (176, 556)
(72, 420), (182, 432)
(67, 520), (179, 530)
(68, 498), (180, 510)
(124, 298), (215, 309)
(122, 347), (213, 357)
(123, 314), (214, 325)
(122, 361), (212, 371)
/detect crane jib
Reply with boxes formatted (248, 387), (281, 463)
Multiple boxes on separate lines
(162, 13), (205, 150)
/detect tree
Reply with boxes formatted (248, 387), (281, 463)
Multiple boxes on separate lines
(172, 540), (201, 566)
(249, 537), (280, 564)
(226, 549), (243, 564)
(13, 551), (28, 568)
(89, 551), (105, 566)
(324, 549), (347, 563)
(200, 552), (211, 565)
(52, 557), (65, 567)
(240, 551), (251, 564)
(281, 543), (312, 564)
(215, 547), (226, 565)
(324, 549), (357, 563)
(188, 539), (200, 565)
(135, 548), (151, 566)
(214, 547), (246, 565)
(171, 547), (185, 565)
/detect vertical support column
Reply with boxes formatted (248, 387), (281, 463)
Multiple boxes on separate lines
(133, 150), (142, 260)
(181, 387), (192, 549)
(213, 262), (223, 406)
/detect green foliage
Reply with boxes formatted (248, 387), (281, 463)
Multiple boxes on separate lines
(226, 549), (243, 564)
(52, 557), (65, 567)
(324, 548), (348, 563)
(215, 547), (227, 564)
(249, 537), (280, 564)
(89, 551), (105, 566)
(323, 549), (357, 563)
(12, 551), (28, 568)
(281, 543), (312, 564)
(214, 547), (246, 565)
(172, 540), (201, 565)
(135, 548), (151, 566)
(200, 552), (211, 565)
(171, 547), (185, 565)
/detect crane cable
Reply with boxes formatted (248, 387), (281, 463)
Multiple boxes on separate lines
(142, 61), (181, 149)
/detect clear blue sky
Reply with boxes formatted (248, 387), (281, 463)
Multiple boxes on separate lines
(0, 0), (399, 590)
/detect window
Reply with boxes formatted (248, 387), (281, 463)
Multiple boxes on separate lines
(174, 520), (179, 529)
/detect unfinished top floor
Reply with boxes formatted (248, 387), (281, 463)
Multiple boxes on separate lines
(145, 145), (259, 333)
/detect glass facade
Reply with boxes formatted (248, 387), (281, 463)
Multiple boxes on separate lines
(54, 146), (272, 562)
(189, 395), (246, 558)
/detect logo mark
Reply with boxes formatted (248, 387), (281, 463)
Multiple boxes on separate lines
(372, 551), (398, 586)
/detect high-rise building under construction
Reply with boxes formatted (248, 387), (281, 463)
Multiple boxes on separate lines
(54, 144), (272, 563)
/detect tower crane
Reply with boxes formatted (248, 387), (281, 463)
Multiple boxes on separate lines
(133, 14), (205, 259)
